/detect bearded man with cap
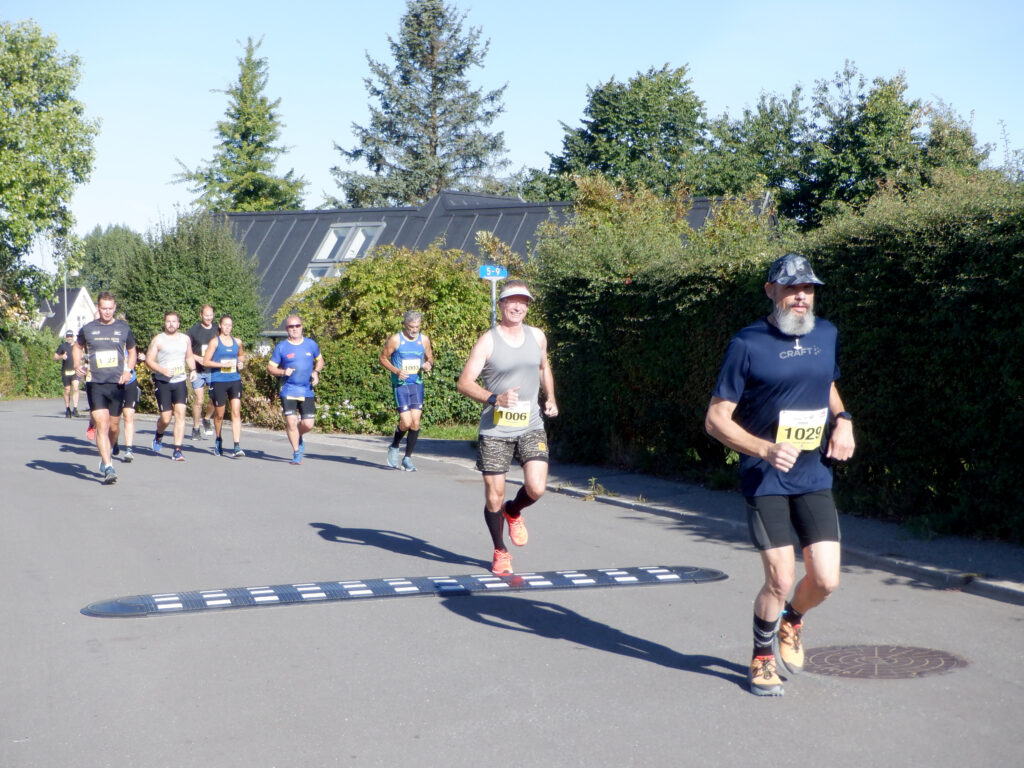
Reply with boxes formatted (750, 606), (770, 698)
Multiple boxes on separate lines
(705, 253), (855, 697)
(458, 279), (559, 576)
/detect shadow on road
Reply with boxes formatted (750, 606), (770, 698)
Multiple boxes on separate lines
(440, 593), (748, 686)
(26, 459), (100, 482)
(310, 523), (489, 570)
(304, 452), (395, 471)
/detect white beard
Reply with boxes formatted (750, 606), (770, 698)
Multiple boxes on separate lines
(773, 305), (816, 336)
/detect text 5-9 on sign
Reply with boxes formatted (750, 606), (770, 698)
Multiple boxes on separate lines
(479, 265), (508, 279)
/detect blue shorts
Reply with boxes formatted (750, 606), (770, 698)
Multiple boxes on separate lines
(394, 383), (424, 413)
(192, 371), (213, 390)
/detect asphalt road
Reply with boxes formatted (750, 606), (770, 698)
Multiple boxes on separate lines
(1, 399), (1021, 767)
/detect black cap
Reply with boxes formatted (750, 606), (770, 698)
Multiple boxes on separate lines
(767, 253), (824, 286)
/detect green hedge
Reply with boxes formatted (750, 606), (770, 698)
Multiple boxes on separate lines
(0, 330), (65, 400)
(537, 171), (1024, 542)
(804, 171), (1024, 541)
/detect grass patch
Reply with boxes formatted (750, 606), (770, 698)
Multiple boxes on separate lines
(420, 422), (478, 441)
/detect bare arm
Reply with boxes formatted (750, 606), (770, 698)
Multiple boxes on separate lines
(827, 382), (855, 461)
(145, 338), (165, 377)
(378, 334), (404, 378)
(421, 333), (434, 372)
(457, 332), (507, 404)
(704, 396), (800, 473)
(532, 327), (558, 417)
(121, 345), (137, 385)
(201, 336), (220, 369)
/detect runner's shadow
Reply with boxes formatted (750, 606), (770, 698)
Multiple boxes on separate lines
(441, 594), (749, 686)
(310, 523), (489, 569)
(304, 453), (392, 471)
(26, 459), (100, 482)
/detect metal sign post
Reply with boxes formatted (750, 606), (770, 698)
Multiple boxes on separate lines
(478, 264), (508, 326)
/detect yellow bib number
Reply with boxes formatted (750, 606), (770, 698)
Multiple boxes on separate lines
(401, 358), (421, 375)
(63, 369), (75, 376)
(493, 400), (531, 428)
(776, 408), (827, 451)
(220, 359), (237, 374)
(169, 363), (185, 376)
(94, 350), (118, 369)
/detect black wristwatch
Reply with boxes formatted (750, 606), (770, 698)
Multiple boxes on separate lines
(487, 393), (498, 406)
(835, 411), (853, 422)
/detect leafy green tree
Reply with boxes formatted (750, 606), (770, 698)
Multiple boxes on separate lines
(80, 225), (147, 294)
(683, 88), (806, 204)
(0, 20), (98, 328)
(113, 213), (264, 349)
(278, 243), (492, 431)
(328, 0), (508, 207)
(542, 65), (706, 198)
(789, 63), (988, 227)
(176, 37), (306, 212)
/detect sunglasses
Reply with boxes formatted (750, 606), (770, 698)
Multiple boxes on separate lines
(286, 324), (302, 329)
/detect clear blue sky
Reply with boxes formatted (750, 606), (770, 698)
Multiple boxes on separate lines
(9, 0), (1022, 270)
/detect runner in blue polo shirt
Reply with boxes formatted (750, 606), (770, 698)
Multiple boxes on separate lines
(268, 314), (324, 465)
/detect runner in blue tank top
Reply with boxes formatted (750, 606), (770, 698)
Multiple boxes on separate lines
(202, 314), (246, 458)
(379, 310), (434, 471)
(705, 253), (856, 697)
(458, 280), (559, 576)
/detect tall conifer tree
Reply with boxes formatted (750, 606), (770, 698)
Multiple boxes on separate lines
(329, 0), (507, 208)
(177, 37), (306, 212)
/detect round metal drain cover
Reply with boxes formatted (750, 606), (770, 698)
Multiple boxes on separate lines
(805, 645), (967, 679)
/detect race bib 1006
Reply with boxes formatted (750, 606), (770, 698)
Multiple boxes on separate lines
(493, 400), (532, 428)
(776, 408), (828, 451)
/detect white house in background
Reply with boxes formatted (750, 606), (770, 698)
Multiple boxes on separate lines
(36, 286), (97, 338)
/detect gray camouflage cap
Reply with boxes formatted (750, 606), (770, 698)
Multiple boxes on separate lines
(767, 253), (824, 286)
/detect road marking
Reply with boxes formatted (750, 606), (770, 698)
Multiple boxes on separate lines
(81, 565), (728, 618)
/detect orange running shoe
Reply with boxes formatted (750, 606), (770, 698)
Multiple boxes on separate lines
(86, 424), (96, 442)
(775, 617), (805, 674)
(748, 655), (784, 697)
(503, 504), (528, 547)
(491, 548), (513, 575)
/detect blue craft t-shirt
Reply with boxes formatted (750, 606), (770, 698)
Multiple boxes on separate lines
(271, 337), (321, 399)
(712, 317), (840, 497)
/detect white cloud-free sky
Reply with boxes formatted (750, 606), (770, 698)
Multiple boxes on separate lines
(8, 0), (1022, 270)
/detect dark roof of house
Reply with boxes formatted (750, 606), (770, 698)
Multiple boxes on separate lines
(224, 190), (722, 323)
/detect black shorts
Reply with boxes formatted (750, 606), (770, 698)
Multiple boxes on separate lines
(212, 379), (242, 407)
(86, 382), (125, 417)
(745, 489), (841, 550)
(281, 394), (316, 419)
(61, 371), (77, 387)
(154, 379), (189, 411)
(122, 379), (140, 410)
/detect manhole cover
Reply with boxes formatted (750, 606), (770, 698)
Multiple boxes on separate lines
(805, 645), (967, 679)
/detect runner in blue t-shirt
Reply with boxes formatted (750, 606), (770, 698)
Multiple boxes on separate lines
(267, 314), (324, 465)
(379, 310), (434, 471)
(705, 253), (855, 697)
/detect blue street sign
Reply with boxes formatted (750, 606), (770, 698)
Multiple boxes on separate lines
(478, 264), (508, 279)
